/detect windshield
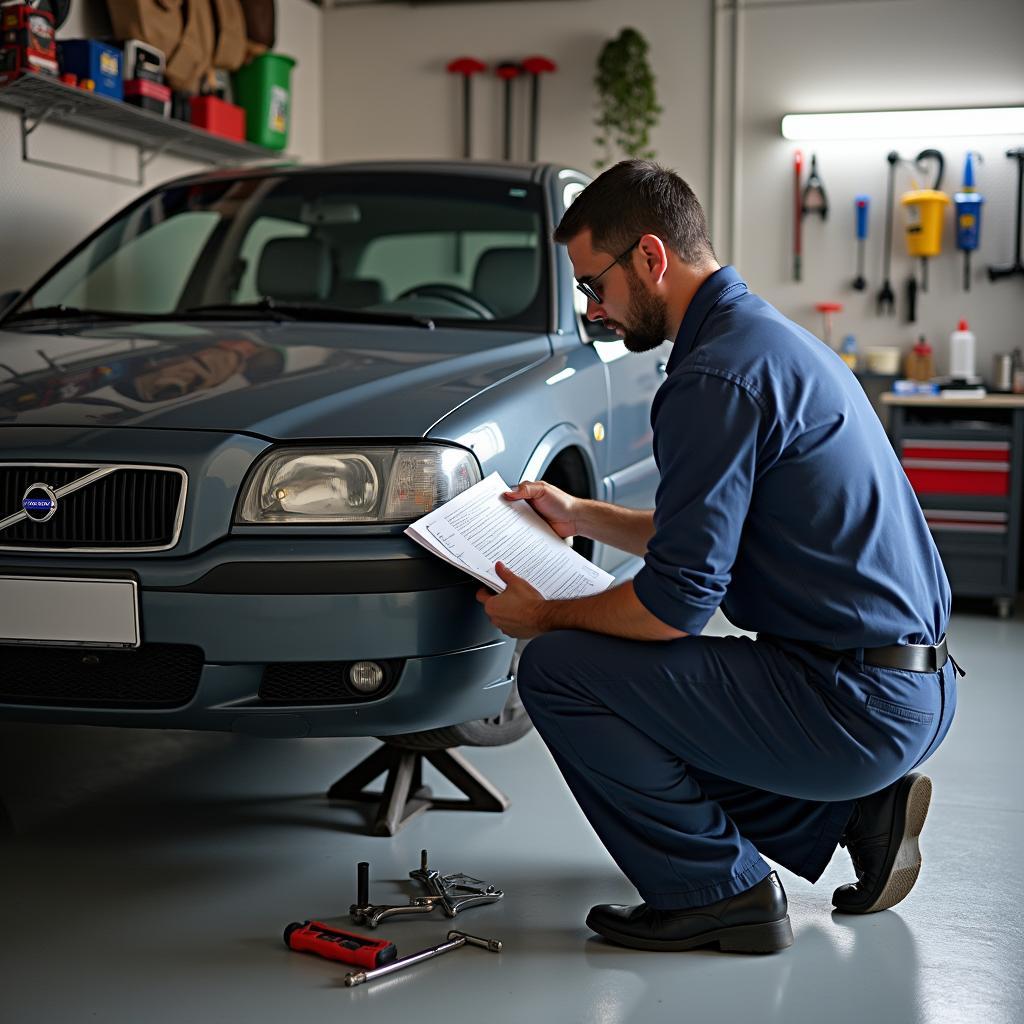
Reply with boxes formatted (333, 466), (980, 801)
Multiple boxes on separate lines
(7, 172), (549, 330)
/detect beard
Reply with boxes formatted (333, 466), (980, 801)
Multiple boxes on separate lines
(613, 263), (670, 353)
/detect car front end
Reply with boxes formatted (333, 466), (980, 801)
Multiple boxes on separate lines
(0, 162), (561, 739)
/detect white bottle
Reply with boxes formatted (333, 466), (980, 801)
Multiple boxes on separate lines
(949, 319), (976, 381)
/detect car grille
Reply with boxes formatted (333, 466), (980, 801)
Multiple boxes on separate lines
(0, 643), (203, 708)
(0, 464), (185, 550)
(260, 660), (402, 705)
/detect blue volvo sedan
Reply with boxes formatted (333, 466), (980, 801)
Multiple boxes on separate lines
(0, 161), (669, 749)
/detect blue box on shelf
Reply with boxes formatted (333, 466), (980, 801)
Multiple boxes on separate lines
(893, 378), (941, 396)
(58, 39), (122, 100)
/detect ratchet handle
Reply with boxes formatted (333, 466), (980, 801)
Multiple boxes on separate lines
(284, 920), (397, 969)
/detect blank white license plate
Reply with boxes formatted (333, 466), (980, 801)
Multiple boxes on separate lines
(0, 576), (140, 648)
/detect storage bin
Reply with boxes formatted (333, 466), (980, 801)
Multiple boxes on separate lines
(232, 52), (295, 150)
(190, 95), (245, 141)
(58, 39), (122, 100)
(125, 78), (170, 117)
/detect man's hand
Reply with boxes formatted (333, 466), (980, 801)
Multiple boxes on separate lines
(476, 562), (548, 639)
(504, 480), (579, 540)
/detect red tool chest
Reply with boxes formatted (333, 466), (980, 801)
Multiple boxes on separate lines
(885, 395), (1024, 617)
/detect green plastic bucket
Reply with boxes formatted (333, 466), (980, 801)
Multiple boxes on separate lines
(233, 53), (296, 150)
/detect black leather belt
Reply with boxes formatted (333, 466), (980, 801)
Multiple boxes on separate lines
(762, 634), (952, 673)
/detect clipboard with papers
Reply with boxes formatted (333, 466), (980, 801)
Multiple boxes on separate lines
(405, 472), (615, 599)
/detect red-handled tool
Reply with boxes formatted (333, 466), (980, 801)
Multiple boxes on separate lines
(446, 57), (487, 159)
(793, 150), (803, 282)
(521, 56), (556, 162)
(496, 62), (523, 160)
(283, 920), (397, 970)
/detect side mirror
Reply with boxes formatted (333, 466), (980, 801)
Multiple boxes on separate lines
(0, 290), (22, 318)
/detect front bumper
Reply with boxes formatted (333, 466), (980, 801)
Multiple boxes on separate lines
(0, 537), (515, 737)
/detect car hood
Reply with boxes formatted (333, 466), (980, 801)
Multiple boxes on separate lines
(0, 320), (550, 439)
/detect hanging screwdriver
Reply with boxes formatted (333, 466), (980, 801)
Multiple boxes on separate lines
(853, 195), (869, 290)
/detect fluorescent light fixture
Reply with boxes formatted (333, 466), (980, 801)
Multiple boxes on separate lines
(780, 107), (1024, 140)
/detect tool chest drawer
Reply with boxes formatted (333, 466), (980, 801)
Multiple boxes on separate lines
(922, 508), (1009, 537)
(901, 438), (1011, 496)
(932, 533), (1012, 593)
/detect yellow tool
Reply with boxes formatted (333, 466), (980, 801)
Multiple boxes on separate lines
(900, 149), (949, 293)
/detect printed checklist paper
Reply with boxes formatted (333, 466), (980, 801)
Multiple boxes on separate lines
(405, 472), (615, 599)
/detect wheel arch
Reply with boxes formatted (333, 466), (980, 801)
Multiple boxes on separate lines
(519, 423), (600, 498)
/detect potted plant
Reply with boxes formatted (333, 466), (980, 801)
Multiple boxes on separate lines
(594, 27), (662, 169)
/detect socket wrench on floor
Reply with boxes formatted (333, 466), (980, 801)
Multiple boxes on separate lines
(350, 849), (503, 928)
(344, 930), (502, 987)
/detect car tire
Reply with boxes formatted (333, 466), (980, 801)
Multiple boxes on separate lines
(382, 637), (534, 751)
(381, 450), (594, 751)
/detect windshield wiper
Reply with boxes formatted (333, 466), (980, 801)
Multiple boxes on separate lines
(183, 301), (435, 329)
(180, 297), (297, 321)
(1, 305), (170, 325)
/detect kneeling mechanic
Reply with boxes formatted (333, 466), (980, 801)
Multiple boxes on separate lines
(476, 160), (959, 955)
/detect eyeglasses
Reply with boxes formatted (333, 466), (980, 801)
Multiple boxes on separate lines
(575, 238), (641, 305)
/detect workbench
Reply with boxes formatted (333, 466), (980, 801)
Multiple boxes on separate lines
(883, 394), (1024, 617)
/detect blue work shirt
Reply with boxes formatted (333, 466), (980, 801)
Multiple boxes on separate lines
(632, 266), (950, 648)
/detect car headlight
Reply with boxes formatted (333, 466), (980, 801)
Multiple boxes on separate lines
(235, 445), (482, 524)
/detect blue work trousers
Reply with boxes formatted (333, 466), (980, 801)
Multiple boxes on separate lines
(517, 631), (957, 910)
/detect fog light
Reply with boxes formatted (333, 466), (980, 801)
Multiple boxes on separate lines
(349, 661), (385, 694)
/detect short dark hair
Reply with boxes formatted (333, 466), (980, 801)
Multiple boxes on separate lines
(554, 159), (715, 265)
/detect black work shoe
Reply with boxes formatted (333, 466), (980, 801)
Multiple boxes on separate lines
(586, 871), (793, 954)
(832, 773), (932, 914)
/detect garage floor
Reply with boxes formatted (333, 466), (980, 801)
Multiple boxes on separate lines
(1, 606), (1021, 1024)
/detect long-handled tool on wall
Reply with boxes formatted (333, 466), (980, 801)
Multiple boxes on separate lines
(798, 154), (828, 279)
(495, 61), (522, 160)
(802, 154), (829, 220)
(877, 151), (899, 315)
(853, 195), (869, 290)
(988, 147), (1024, 283)
(446, 57), (487, 159)
(522, 55), (556, 162)
(793, 150), (803, 282)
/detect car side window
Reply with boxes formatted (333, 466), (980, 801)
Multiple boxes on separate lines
(234, 216), (311, 302)
(561, 182), (616, 343)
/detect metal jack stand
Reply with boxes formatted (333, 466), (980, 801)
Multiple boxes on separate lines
(327, 743), (509, 836)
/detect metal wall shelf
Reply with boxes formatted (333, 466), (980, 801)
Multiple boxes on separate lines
(0, 74), (287, 186)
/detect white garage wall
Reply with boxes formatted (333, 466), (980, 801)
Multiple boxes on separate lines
(736, 0), (1024, 375)
(0, 0), (324, 297)
(322, 0), (713, 195)
(323, 0), (1024, 378)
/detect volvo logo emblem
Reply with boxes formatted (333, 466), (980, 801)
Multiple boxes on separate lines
(22, 483), (59, 523)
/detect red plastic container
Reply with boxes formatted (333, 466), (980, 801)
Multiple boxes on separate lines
(125, 78), (170, 116)
(190, 96), (245, 141)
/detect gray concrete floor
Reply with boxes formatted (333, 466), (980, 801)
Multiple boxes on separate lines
(1, 605), (1022, 1023)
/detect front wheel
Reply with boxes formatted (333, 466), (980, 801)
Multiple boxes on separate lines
(384, 638), (533, 750)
